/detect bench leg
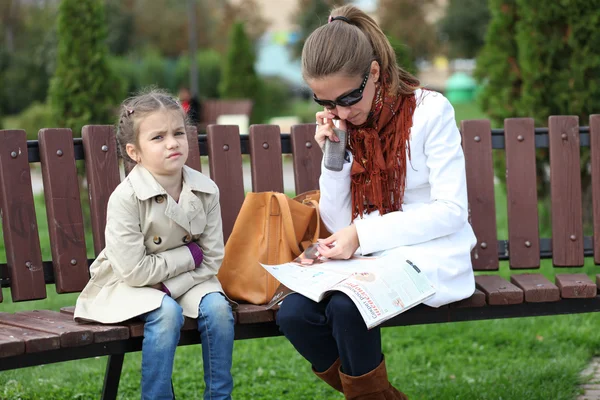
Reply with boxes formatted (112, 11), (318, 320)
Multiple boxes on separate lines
(102, 354), (124, 400)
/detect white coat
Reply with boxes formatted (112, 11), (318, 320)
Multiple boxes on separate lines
(320, 89), (477, 307)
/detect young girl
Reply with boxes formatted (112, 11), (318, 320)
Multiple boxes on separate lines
(276, 5), (476, 399)
(74, 89), (235, 400)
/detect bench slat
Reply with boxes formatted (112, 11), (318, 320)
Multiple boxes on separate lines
(207, 125), (245, 242)
(0, 323), (60, 354)
(0, 311), (93, 347)
(0, 330), (25, 358)
(186, 125), (202, 172)
(249, 125), (284, 192)
(291, 124), (322, 195)
(549, 116), (584, 266)
(39, 129), (89, 293)
(504, 119), (540, 268)
(591, 115), (600, 264)
(236, 304), (276, 324)
(475, 275), (523, 305)
(461, 120), (499, 270)
(556, 273), (596, 298)
(0, 130), (46, 301)
(449, 289), (486, 308)
(82, 125), (120, 256)
(510, 274), (559, 302)
(25, 310), (129, 343)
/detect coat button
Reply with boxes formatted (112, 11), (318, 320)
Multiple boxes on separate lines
(153, 236), (162, 245)
(182, 234), (191, 244)
(155, 195), (165, 204)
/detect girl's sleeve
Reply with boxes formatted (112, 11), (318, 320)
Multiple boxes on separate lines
(105, 193), (196, 287)
(162, 189), (224, 298)
(354, 96), (470, 254)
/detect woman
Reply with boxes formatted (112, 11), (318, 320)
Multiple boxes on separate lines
(276, 5), (476, 400)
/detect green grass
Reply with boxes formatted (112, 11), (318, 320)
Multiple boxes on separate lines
(2, 101), (600, 399)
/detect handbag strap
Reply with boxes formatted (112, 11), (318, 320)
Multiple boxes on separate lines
(272, 193), (303, 256)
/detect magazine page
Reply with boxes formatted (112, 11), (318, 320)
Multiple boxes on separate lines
(330, 258), (435, 329)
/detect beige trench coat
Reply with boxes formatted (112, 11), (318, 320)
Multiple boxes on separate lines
(74, 165), (227, 323)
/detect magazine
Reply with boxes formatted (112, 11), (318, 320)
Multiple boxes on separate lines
(262, 243), (436, 329)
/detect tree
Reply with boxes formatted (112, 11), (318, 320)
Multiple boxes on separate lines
(378, 0), (439, 61)
(48, 0), (120, 136)
(439, 0), (491, 59)
(219, 21), (259, 100)
(475, 0), (600, 233)
(291, 0), (348, 59)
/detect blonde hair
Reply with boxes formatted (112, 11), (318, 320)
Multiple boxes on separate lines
(301, 5), (419, 96)
(116, 88), (189, 163)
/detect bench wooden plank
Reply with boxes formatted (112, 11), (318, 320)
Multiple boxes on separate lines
(556, 273), (596, 298)
(186, 125), (202, 172)
(82, 125), (120, 256)
(291, 124), (322, 195)
(549, 116), (584, 266)
(0, 330), (25, 358)
(249, 125), (284, 192)
(0, 311), (93, 347)
(475, 275), (523, 305)
(504, 119), (540, 268)
(23, 310), (129, 343)
(449, 289), (486, 308)
(0, 130), (46, 301)
(60, 306), (197, 338)
(510, 274), (560, 302)
(207, 125), (245, 242)
(591, 115), (600, 264)
(461, 120), (499, 270)
(235, 304), (275, 324)
(0, 323), (60, 354)
(39, 128), (89, 293)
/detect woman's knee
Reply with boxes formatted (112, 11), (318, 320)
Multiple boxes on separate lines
(276, 294), (322, 332)
(326, 292), (362, 322)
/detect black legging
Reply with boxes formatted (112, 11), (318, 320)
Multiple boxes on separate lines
(276, 292), (382, 376)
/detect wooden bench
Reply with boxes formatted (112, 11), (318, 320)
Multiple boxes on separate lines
(198, 99), (253, 133)
(1, 115), (599, 399)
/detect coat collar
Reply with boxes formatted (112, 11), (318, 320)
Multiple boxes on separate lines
(128, 164), (216, 201)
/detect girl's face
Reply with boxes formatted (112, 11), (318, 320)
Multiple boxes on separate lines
(126, 109), (189, 178)
(308, 60), (380, 126)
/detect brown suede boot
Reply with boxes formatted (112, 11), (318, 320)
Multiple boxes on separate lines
(340, 356), (408, 400)
(313, 358), (343, 392)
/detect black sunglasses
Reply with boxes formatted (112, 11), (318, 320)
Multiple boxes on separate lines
(313, 72), (370, 110)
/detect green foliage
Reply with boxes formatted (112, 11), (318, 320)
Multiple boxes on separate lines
(219, 22), (259, 100)
(387, 35), (417, 75)
(251, 77), (295, 124)
(291, 0), (347, 59)
(12, 102), (57, 141)
(474, 0), (521, 127)
(48, 0), (120, 136)
(175, 50), (223, 99)
(439, 0), (491, 59)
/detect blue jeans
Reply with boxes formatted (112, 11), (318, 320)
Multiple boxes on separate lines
(139, 292), (235, 400)
(276, 292), (382, 377)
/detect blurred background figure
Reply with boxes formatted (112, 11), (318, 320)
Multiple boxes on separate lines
(178, 86), (200, 125)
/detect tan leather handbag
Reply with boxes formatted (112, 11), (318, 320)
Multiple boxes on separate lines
(217, 191), (323, 304)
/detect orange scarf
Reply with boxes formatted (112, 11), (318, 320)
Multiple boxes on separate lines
(347, 77), (416, 219)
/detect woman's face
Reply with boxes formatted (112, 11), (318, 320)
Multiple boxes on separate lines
(308, 60), (380, 126)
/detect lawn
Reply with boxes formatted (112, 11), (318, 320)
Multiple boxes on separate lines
(2, 101), (600, 399)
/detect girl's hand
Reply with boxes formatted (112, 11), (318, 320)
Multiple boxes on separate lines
(315, 109), (347, 151)
(316, 225), (359, 260)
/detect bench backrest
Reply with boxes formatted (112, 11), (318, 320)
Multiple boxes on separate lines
(0, 116), (598, 303)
